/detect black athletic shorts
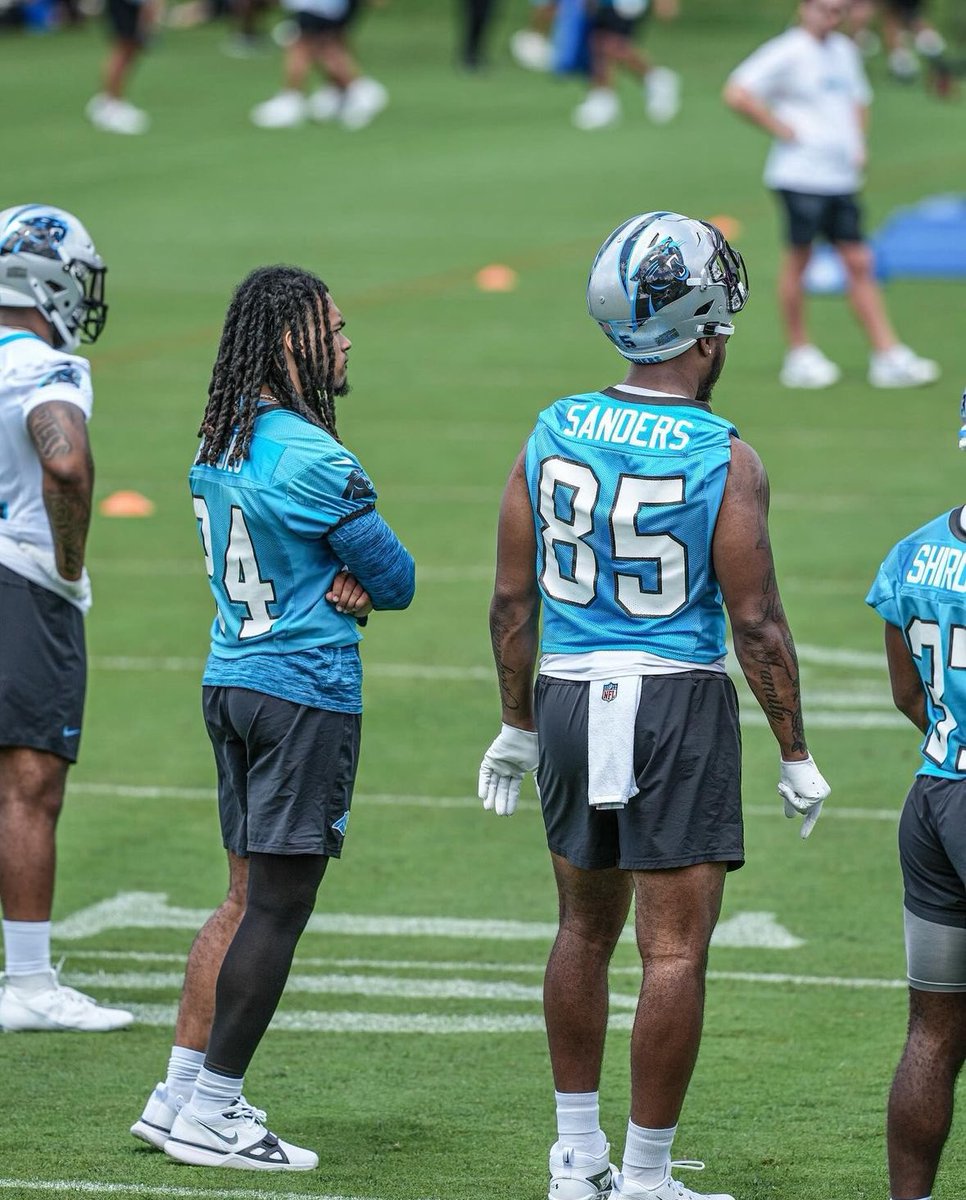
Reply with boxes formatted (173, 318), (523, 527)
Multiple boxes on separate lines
(884, 0), (924, 16)
(534, 671), (743, 871)
(294, 0), (360, 35)
(0, 562), (86, 762)
(900, 774), (966, 928)
(774, 189), (865, 247)
(106, 0), (144, 43)
(203, 686), (361, 858)
(590, 0), (650, 38)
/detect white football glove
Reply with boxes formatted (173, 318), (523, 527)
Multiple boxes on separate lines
(777, 755), (830, 840)
(17, 542), (92, 615)
(478, 723), (539, 817)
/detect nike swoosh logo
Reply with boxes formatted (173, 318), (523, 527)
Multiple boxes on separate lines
(195, 1120), (239, 1146)
(332, 458), (354, 466)
(62, 727), (81, 738)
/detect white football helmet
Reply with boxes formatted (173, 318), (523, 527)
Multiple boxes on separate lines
(587, 211), (748, 364)
(0, 204), (107, 351)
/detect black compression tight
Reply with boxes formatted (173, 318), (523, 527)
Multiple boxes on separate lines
(204, 852), (327, 1078)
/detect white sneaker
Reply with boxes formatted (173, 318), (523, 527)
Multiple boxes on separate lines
(163, 1097), (318, 1171)
(86, 95), (149, 135)
(869, 344), (941, 388)
(612, 1161), (735, 1200)
(510, 28), (553, 72)
(250, 90), (307, 129)
(779, 344), (841, 389)
(644, 66), (681, 124)
(339, 77), (388, 130)
(131, 1083), (186, 1150)
(914, 28), (945, 58)
(573, 88), (620, 131)
(888, 46), (919, 79)
(549, 1142), (615, 1200)
(308, 85), (342, 122)
(0, 970), (133, 1032)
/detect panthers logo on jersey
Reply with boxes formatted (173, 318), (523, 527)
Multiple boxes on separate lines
(342, 468), (374, 502)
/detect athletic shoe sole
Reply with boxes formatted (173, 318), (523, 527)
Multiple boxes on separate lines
(130, 1118), (171, 1151)
(163, 1137), (318, 1171)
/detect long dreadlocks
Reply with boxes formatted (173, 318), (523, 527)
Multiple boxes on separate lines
(197, 265), (341, 466)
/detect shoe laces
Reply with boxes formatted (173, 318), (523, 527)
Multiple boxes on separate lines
(664, 1162), (706, 1198)
(227, 1098), (268, 1126)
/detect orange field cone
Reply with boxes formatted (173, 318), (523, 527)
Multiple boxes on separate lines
(99, 490), (156, 518)
(708, 214), (742, 241)
(475, 264), (518, 293)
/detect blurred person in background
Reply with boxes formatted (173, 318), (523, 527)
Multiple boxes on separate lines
(572, 0), (681, 132)
(866, 386), (966, 1200)
(510, 0), (556, 71)
(458, 0), (498, 68)
(881, 0), (946, 80)
(0, 204), (131, 1033)
(479, 211), (830, 1200)
(86, 0), (159, 134)
(250, 0), (387, 130)
(723, 0), (940, 390)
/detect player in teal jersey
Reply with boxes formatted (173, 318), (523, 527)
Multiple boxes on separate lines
(867, 395), (966, 1200)
(480, 213), (830, 1200)
(131, 266), (414, 1173)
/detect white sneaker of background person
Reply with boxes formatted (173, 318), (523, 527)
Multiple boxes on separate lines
(85, 94), (149, 135)
(779, 344), (841, 389)
(339, 77), (388, 130)
(510, 28), (553, 72)
(0, 966), (132, 1032)
(610, 1162), (734, 1199)
(549, 1141), (615, 1200)
(573, 88), (620, 131)
(251, 89), (308, 129)
(869, 343), (941, 389)
(164, 1097), (318, 1171)
(308, 85), (342, 122)
(644, 66), (680, 124)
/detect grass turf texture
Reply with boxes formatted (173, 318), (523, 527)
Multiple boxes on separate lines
(1, 1), (965, 1196)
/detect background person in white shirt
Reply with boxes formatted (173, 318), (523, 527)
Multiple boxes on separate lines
(723, 0), (940, 390)
(0, 205), (131, 1033)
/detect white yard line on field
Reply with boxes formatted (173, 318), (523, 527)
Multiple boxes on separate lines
(0, 1180), (413, 1200)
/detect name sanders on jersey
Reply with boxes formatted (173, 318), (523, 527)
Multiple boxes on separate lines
(906, 543), (966, 592)
(560, 403), (694, 451)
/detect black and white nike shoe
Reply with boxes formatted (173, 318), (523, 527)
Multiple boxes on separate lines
(163, 1098), (318, 1171)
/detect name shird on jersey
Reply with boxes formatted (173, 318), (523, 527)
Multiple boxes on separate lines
(189, 406), (377, 658)
(0, 328), (94, 605)
(525, 389), (737, 661)
(867, 507), (966, 779)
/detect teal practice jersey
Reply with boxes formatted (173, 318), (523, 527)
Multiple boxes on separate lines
(867, 507), (966, 779)
(189, 407), (377, 659)
(525, 388), (737, 660)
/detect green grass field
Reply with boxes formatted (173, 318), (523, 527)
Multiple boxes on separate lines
(1, 1), (965, 1197)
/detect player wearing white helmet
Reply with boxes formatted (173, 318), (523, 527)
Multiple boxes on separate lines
(480, 212), (829, 1200)
(0, 204), (131, 1033)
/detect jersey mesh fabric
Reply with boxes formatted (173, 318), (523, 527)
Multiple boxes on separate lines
(525, 393), (736, 661)
(867, 507), (966, 780)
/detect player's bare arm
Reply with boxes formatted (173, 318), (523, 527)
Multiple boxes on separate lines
(713, 437), (805, 759)
(884, 620), (928, 734)
(489, 450), (540, 731)
(721, 81), (795, 142)
(26, 399), (94, 581)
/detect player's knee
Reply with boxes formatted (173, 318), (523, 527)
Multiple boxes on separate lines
(841, 242), (873, 278)
(559, 910), (625, 955)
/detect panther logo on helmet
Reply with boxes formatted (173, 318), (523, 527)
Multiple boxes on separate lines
(633, 236), (690, 322)
(0, 215), (68, 261)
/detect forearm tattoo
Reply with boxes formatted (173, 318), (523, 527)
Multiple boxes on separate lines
(27, 402), (93, 578)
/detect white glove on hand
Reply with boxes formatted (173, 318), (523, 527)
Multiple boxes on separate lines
(17, 542), (92, 615)
(777, 755), (830, 840)
(478, 723), (539, 817)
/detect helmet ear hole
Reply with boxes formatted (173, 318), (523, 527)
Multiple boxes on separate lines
(694, 301), (714, 316)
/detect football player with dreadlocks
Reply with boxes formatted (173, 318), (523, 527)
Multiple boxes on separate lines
(479, 212), (830, 1200)
(0, 205), (131, 1034)
(131, 265), (414, 1172)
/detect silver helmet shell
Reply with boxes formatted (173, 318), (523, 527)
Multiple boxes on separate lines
(0, 204), (107, 352)
(586, 211), (749, 364)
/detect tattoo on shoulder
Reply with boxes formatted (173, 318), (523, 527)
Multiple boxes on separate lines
(27, 402), (86, 463)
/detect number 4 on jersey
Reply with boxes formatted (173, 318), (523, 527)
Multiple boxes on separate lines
(193, 497), (277, 639)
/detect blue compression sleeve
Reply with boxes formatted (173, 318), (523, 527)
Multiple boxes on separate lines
(328, 508), (416, 611)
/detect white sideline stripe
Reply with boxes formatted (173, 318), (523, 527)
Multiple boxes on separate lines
(65, 782), (902, 823)
(796, 643), (885, 670)
(706, 970), (906, 990)
(125, 1004), (554, 1033)
(0, 1180), (405, 1200)
(87, 560), (492, 584)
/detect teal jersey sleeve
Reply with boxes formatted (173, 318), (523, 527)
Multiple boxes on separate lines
(865, 545), (902, 627)
(283, 445), (377, 538)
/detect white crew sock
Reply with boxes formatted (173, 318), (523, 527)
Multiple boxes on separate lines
(164, 1046), (205, 1097)
(190, 1065), (245, 1115)
(621, 1120), (677, 1189)
(554, 1090), (607, 1157)
(2, 920), (52, 983)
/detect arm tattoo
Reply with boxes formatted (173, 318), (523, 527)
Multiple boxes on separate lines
(27, 403), (76, 461)
(46, 490), (91, 579)
(490, 613), (521, 712)
(26, 402), (93, 579)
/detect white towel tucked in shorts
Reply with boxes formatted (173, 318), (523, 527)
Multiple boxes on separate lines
(587, 675), (642, 810)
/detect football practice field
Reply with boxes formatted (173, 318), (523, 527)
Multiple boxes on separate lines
(1, 1), (965, 1196)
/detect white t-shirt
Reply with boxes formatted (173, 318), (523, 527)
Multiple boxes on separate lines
(729, 27), (872, 195)
(0, 327), (93, 603)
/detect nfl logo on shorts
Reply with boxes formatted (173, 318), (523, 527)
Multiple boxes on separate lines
(601, 682), (618, 703)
